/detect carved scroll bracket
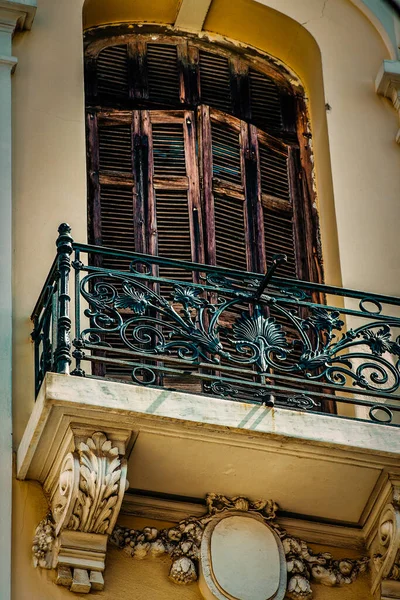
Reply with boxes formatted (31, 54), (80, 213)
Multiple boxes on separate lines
(32, 429), (130, 594)
(370, 483), (400, 599)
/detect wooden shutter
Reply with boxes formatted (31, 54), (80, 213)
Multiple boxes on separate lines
(96, 45), (129, 101)
(142, 110), (204, 278)
(199, 51), (232, 114)
(199, 106), (251, 271)
(250, 126), (300, 279)
(249, 69), (282, 133)
(146, 43), (181, 106)
(87, 110), (141, 270)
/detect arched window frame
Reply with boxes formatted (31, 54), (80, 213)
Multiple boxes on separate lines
(84, 27), (323, 284)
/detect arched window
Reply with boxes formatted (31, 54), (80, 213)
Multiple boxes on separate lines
(85, 33), (321, 283)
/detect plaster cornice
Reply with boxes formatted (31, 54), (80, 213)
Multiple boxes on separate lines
(376, 59), (400, 144)
(0, 0), (36, 31)
(0, 54), (17, 69)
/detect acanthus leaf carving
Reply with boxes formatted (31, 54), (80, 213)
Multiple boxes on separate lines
(33, 430), (129, 594)
(55, 432), (128, 535)
(371, 491), (400, 597)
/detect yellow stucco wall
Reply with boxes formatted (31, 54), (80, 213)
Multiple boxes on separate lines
(10, 1), (400, 597)
(13, 480), (373, 600)
(11, 0), (399, 443)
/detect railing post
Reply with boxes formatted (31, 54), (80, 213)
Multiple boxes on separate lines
(54, 223), (73, 374)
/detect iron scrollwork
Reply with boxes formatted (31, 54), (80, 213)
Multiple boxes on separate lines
(75, 267), (400, 398)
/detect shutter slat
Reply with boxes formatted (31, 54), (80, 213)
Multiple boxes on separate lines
(147, 44), (180, 105)
(97, 45), (129, 98)
(249, 69), (283, 132)
(259, 144), (290, 201)
(199, 51), (232, 113)
(214, 195), (247, 270)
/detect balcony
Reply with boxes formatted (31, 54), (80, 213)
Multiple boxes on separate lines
(30, 224), (400, 426)
(17, 224), (400, 597)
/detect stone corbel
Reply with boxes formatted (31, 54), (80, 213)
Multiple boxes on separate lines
(0, 1), (36, 31)
(370, 484), (400, 599)
(376, 60), (400, 144)
(32, 431), (129, 594)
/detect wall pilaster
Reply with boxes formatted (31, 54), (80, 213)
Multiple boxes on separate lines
(0, 2), (35, 598)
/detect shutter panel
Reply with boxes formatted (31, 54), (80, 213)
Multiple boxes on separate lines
(211, 120), (242, 186)
(254, 128), (298, 279)
(97, 45), (129, 100)
(214, 195), (247, 270)
(142, 110), (203, 271)
(259, 143), (290, 201)
(249, 69), (282, 133)
(99, 124), (132, 172)
(90, 112), (140, 270)
(199, 51), (232, 113)
(200, 107), (250, 271)
(147, 43), (180, 106)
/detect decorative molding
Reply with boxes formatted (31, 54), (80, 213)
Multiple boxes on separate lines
(0, 55), (18, 70)
(0, 1), (36, 31)
(376, 60), (400, 144)
(120, 492), (365, 549)
(370, 484), (400, 599)
(52, 432), (128, 536)
(32, 431), (129, 594)
(111, 493), (369, 600)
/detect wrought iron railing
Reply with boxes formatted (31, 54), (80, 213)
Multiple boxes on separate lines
(31, 224), (400, 425)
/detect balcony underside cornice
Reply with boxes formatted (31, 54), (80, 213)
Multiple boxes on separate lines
(18, 372), (400, 598)
(18, 372), (400, 526)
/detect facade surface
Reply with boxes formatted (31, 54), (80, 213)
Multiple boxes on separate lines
(1, 0), (400, 599)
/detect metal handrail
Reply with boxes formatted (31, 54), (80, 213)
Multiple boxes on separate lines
(31, 224), (400, 425)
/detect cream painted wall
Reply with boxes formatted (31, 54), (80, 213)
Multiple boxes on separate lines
(252, 0), (400, 296)
(12, 0), (87, 444)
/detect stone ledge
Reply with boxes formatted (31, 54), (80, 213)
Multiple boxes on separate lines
(17, 373), (400, 483)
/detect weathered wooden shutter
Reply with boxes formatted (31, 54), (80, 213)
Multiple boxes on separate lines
(250, 126), (300, 279)
(87, 110), (140, 269)
(96, 45), (129, 101)
(199, 51), (232, 113)
(249, 69), (283, 133)
(142, 109), (203, 277)
(140, 110), (203, 390)
(146, 43), (181, 106)
(199, 106), (251, 271)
